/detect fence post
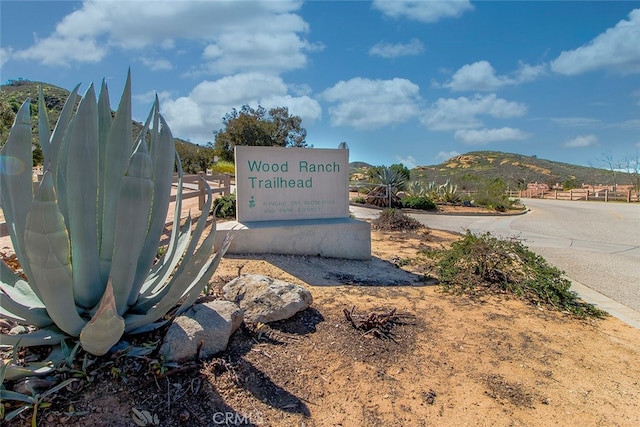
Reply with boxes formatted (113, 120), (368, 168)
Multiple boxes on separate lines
(198, 171), (205, 211)
(224, 174), (230, 196)
(627, 190), (631, 203)
(605, 190), (608, 202)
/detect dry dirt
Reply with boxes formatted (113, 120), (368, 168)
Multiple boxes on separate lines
(2, 209), (640, 427)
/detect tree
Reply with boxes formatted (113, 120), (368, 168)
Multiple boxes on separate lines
(213, 105), (308, 162)
(620, 152), (640, 191)
(599, 150), (620, 190)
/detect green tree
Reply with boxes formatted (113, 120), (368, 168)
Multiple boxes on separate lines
(213, 105), (307, 162)
(175, 141), (216, 174)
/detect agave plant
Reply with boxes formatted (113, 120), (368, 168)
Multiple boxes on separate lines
(438, 180), (461, 204)
(0, 72), (230, 356)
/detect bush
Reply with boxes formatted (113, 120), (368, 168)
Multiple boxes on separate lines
(210, 160), (235, 175)
(431, 231), (606, 318)
(212, 193), (236, 218)
(401, 196), (436, 210)
(473, 178), (517, 211)
(352, 196), (366, 204)
(371, 208), (424, 231)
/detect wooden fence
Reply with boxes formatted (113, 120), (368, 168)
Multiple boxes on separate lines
(172, 172), (231, 210)
(0, 173), (231, 239)
(508, 188), (639, 203)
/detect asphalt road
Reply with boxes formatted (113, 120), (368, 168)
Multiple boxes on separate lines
(351, 199), (640, 328)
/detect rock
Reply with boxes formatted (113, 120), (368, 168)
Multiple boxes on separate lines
(222, 274), (313, 324)
(159, 300), (243, 363)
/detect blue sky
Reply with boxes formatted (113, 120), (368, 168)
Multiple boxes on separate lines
(1, 0), (639, 169)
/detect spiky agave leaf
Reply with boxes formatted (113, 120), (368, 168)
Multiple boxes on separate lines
(0, 99), (34, 287)
(23, 171), (86, 336)
(79, 280), (125, 356)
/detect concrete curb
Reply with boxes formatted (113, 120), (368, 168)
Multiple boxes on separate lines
(349, 203), (529, 217)
(569, 279), (640, 329)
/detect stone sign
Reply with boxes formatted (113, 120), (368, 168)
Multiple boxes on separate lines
(235, 146), (349, 222)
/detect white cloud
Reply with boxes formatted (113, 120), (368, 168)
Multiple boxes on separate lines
(444, 60), (546, 92)
(369, 39), (424, 58)
(454, 127), (530, 145)
(322, 77), (423, 130)
(395, 155), (417, 169)
(201, 31), (319, 75)
(372, 0), (473, 23)
(139, 57), (173, 71)
(160, 72), (321, 143)
(12, 35), (107, 66)
(563, 134), (599, 148)
(551, 8), (640, 75)
(421, 94), (527, 131)
(515, 61), (547, 82)
(0, 47), (11, 69)
(8, 0), (314, 74)
(436, 150), (460, 162)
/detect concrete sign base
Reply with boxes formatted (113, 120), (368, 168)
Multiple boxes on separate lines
(214, 218), (371, 260)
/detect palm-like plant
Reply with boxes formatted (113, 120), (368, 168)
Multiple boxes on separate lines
(365, 166), (407, 208)
(0, 72), (230, 356)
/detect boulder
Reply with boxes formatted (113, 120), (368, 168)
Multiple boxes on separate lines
(222, 274), (313, 324)
(160, 300), (243, 363)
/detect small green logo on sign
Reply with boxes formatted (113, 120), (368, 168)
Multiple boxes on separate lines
(249, 195), (255, 209)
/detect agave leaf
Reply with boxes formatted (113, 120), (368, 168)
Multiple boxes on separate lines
(99, 70), (133, 283)
(0, 298), (52, 328)
(175, 227), (233, 316)
(136, 157), (187, 299)
(46, 83), (79, 173)
(137, 215), (191, 297)
(0, 99), (34, 279)
(0, 261), (28, 288)
(54, 114), (74, 224)
(0, 327), (66, 347)
(37, 85), (51, 159)
(3, 362), (55, 382)
(0, 279), (44, 308)
(80, 280), (125, 356)
(96, 79), (113, 245)
(130, 216), (192, 314)
(124, 226), (219, 332)
(125, 185), (220, 332)
(109, 140), (154, 313)
(129, 172), (210, 314)
(0, 273), (49, 326)
(24, 172), (86, 336)
(129, 112), (176, 300)
(65, 84), (102, 309)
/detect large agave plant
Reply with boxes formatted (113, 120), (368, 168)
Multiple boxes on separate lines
(0, 72), (230, 356)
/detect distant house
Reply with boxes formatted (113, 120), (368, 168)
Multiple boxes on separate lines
(526, 182), (549, 196)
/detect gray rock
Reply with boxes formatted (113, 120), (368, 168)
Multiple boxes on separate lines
(160, 300), (243, 363)
(222, 274), (313, 324)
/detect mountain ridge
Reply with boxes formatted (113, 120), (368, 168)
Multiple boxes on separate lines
(1, 80), (635, 188)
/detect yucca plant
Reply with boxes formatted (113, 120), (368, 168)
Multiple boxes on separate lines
(438, 180), (461, 204)
(0, 72), (230, 357)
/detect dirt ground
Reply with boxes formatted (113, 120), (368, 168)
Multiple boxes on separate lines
(2, 207), (640, 427)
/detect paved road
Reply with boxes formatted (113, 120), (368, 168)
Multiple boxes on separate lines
(351, 200), (640, 328)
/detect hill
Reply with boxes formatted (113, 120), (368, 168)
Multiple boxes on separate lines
(411, 151), (635, 190)
(0, 79), (215, 172)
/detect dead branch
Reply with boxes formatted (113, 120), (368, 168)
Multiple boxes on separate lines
(343, 306), (412, 341)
